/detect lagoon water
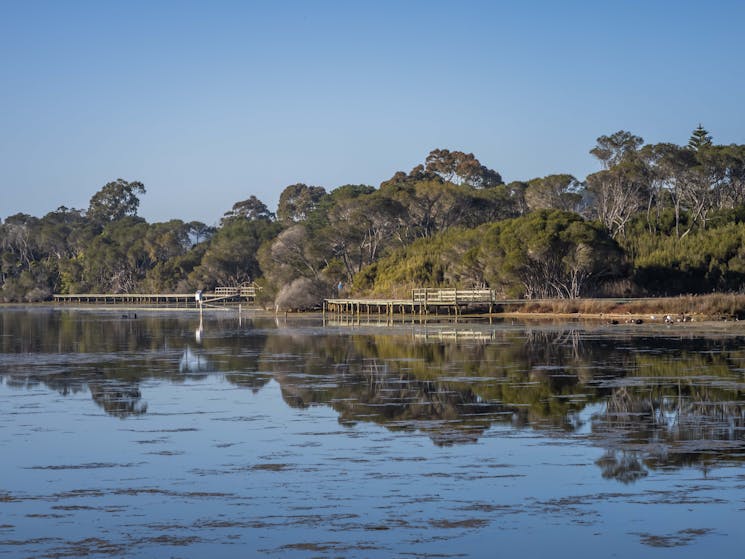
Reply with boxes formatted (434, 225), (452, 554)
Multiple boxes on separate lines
(1, 309), (745, 558)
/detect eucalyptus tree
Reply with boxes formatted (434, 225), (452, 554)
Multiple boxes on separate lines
(143, 220), (193, 263)
(642, 142), (717, 237)
(221, 195), (275, 224)
(524, 174), (583, 213)
(356, 210), (623, 299)
(586, 159), (651, 239)
(586, 132), (654, 239)
(384, 179), (467, 239)
(424, 148), (503, 187)
(480, 211), (623, 299)
(697, 144), (745, 211)
(1, 213), (39, 269)
(187, 221), (215, 246)
(636, 128), (745, 237)
(276, 183), (327, 224)
(37, 206), (89, 261)
(258, 224), (323, 287)
(87, 179), (146, 226)
(0, 213), (42, 300)
(190, 200), (281, 289)
(321, 189), (405, 282)
(590, 131), (644, 170)
(72, 216), (149, 293)
(504, 181), (530, 216)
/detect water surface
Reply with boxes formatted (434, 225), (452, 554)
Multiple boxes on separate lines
(2, 309), (745, 558)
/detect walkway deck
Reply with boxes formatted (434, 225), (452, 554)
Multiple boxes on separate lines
(324, 288), (522, 318)
(52, 285), (258, 307)
(53, 293), (197, 306)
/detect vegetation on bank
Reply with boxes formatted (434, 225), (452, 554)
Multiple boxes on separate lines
(3, 126), (745, 309)
(502, 293), (745, 321)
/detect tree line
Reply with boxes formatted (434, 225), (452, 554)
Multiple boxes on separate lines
(3, 126), (745, 306)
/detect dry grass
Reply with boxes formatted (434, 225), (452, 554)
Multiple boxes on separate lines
(507, 294), (745, 320)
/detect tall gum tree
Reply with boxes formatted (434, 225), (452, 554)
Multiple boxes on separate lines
(586, 132), (649, 239)
(87, 179), (146, 226)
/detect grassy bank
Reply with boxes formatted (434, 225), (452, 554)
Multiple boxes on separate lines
(503, 294), (745, 321)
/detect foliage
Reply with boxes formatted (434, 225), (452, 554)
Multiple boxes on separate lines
(482, 211), (624, 298)
(631, 220), (745, 295)
(524, 174), (583, 213)
(87, 179), (146, 226)
(6, 134), (745, 306)
(352, 228), (480, 296)
(424, 148), (503, 187)
(356, 211), (623, 299)
(189, 217), (281, 289)
(688, 124), (712, 151)
(274, 277), (331, 311)
(276, 183), (327, 224)
(221, 195), (275, 224)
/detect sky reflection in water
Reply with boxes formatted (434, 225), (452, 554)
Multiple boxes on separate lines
(1, 309), (745, 558)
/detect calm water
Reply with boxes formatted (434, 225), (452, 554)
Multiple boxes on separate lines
(2, 309), (745, 558)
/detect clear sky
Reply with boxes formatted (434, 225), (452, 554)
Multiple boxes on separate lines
(2, 0), (744, 225)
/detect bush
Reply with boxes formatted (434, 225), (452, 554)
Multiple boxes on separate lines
(274, 277), (330, 311)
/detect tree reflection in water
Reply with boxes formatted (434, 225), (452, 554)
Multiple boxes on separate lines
(595, 450), (648, 483)
(88, 377), (148, 417)
(2, 309), (745, 479)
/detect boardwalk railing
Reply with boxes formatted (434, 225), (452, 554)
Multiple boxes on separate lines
(324, 287), (502, 321)
(213, 285), (257, 298)
(412, 288), (494, 304)
(53, 284), (260, 306)
(53, 293), (197, 306)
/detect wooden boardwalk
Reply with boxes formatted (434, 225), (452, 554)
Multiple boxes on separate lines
(53, 292), (198, 306)
(53, 285), (259, 307)
(324, 288), (521, 318)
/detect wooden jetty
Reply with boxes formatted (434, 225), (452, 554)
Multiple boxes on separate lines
(52, 284), (259, 308)
(324, 288), (520, 318)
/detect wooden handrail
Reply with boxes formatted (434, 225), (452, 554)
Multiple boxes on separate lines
(412, 288), (493, 303)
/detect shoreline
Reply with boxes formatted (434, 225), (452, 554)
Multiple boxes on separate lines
(2, 304), (744, 336)
(3, 295), (745, 328)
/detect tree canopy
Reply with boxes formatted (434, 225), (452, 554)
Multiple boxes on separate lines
(87, 179), (146, 225)
(5, 130), (745, 305)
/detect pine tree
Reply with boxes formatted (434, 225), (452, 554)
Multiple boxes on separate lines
(688, 124), (713, 151)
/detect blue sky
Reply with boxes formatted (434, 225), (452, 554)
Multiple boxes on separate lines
(2, 0), (744, 225)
